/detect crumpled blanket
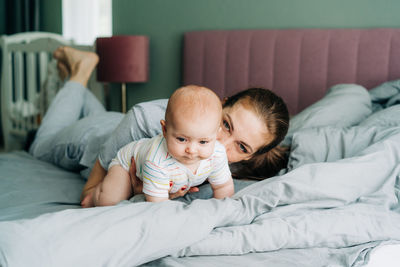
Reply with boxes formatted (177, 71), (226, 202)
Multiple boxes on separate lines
(1, 82), (400, 267)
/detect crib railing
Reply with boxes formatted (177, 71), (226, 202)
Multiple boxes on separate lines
(1, 32), (105, 152)
(1, 32), (72, 151)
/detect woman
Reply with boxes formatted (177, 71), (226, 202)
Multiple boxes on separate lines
(29, 47), (289, 205)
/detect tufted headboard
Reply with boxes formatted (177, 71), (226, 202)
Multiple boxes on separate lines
(183, 29), (400, 114)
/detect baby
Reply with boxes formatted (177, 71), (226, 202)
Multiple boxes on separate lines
(91, 85), (234, 205)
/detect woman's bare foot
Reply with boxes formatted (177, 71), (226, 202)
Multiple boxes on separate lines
(56, 61), (69, 81)
(53, 46), (99, 87)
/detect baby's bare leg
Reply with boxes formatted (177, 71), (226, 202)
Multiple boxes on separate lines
(93, 165), (133, 206)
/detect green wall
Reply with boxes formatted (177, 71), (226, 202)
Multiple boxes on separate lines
(0, 0), (5, 34)
(2, 0), (400, 111)
(113, 0), (400, 110)
(0, 0), (61, 34)
(40, 0), (62, 33)
(0, 0), (4, 146)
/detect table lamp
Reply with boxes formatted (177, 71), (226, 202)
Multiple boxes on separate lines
(96, 35), (149, 113)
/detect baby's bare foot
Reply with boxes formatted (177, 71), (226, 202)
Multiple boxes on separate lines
(53, 46), (99, 87)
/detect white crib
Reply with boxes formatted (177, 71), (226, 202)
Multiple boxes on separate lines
(0, 32), (104, 151)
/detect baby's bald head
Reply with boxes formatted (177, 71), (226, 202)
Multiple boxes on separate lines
(165, 85), (222, 131)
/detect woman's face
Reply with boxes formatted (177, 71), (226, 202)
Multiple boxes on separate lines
(217, 102), (271, 163)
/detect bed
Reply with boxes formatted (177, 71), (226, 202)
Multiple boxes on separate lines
(1, 29), (400, 267)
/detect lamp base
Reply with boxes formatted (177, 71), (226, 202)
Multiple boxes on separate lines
(121, 83), (127, 113)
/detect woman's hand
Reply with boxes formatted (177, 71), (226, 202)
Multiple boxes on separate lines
(129, 157), (200, 199)
(168, 185), (199, 199)
(129, 157), (143, 195)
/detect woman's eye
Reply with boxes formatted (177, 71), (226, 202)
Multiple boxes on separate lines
(176, 137), (186, 142)
(239, 143), (248, 153)
(199, 140), (208, 145)
(223, 120), (230, 131)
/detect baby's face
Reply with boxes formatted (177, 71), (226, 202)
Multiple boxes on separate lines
(162, 112), (220, 166)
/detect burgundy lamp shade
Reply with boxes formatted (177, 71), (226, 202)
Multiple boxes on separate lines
(96, 35), (149, 83)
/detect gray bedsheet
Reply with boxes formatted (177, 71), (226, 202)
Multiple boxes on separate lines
(0, 151), (84, 221)
(1, 123), (399, 267)
(0, 82), (400, 267)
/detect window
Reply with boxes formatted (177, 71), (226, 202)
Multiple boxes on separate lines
(62, 0), (112, 45)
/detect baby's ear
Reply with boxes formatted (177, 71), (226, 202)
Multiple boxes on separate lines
(160, 120), (167, 137)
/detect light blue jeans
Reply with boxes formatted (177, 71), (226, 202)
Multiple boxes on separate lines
(29, 81), (123, 176)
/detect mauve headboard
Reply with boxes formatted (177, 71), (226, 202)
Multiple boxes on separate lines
(183, 29), (400, 114)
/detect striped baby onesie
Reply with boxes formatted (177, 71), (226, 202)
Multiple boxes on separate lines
(108, 134), (231, 198)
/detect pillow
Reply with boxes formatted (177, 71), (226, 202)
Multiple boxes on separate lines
(282, 84), (372, 146)
(287, 125), (399, 171)
(368, 79), (400, 112)
(358, 105), (400, 128)
(288, 126), (356, 171)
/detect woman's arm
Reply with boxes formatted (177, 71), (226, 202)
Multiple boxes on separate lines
(98, 100), (168, 172)
(81, 99), (168, 202)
